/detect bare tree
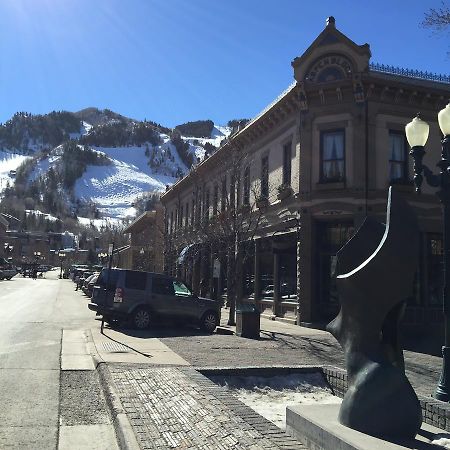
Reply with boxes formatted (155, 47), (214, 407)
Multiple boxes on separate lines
(186, 145), (274, 325)
(422, 2), (450, 30)
(421, 1), (450, 56)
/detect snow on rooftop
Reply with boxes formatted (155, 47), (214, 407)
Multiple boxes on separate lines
(25, 209), (59, 222)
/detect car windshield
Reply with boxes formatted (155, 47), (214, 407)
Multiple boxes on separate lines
(173, 280), (191, 296)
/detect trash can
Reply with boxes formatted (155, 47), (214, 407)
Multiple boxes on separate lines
(236, 304), (260, 339)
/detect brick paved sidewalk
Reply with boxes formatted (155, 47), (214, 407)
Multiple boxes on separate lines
(96, 308), (444, 449)
(159, 309), (442, 398)
(107, 365), (306, 450)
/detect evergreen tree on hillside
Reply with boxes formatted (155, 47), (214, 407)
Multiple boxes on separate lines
(175, 120), (214, 138)
(170, 130), (193, 168)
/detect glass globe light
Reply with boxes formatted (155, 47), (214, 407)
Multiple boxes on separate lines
(438, 102), (450, 136)
(405, 114), (430, 148)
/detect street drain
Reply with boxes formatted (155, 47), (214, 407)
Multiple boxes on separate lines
(102, 341), (132, 353)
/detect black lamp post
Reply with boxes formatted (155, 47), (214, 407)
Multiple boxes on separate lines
(4, 243), (13, 260)
(406, 102), (450, 401)
(98, 252), (108, 266)
(58, 252), (65, 279)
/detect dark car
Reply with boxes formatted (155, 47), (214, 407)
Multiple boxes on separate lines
(88, 268), (221, 332)
(76, 270), (93, 291)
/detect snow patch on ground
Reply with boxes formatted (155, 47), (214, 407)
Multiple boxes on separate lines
(433, 437), (450, 449)
(210, 373), (340, 430)
(0, 150), (31, 193)
(77, 216), (124, 230)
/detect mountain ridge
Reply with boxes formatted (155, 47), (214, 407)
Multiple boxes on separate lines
(0, 108), (233, 233)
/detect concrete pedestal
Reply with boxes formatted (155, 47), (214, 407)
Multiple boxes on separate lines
(286, 403), (449, 450)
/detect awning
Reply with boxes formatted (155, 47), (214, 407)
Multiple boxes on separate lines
(177, 244), (198, 265)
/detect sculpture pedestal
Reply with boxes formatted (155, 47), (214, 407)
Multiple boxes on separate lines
(286, 403), (447, 450)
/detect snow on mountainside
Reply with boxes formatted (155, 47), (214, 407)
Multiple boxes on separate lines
(0, 111), (232, 222)
(0, 150), (31, 189)
(75, 143), (178, 218)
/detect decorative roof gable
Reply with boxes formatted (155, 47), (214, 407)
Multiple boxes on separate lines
(292, 17), (371, 83)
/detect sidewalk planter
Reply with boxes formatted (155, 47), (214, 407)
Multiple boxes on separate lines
(256, 197), (269, 209)
(277, 185), (293, 201)
(236, 305), (260, 339)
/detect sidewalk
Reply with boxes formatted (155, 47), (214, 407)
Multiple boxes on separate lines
(87, 310), (443, 449)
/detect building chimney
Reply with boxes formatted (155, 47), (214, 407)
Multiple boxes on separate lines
(326, 16), (336, 27)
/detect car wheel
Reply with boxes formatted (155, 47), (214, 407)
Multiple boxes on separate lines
(201, 312), (218, 333)
(132, 308), (151, 330)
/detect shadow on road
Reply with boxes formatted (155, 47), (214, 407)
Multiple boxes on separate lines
(97, 318), (210, 339)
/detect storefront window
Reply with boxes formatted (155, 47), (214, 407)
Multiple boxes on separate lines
(317, 222), (354, 313)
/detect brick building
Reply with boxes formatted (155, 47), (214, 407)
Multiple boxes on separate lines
(161, 17), (450, 331)
(122, 207), (164, 273)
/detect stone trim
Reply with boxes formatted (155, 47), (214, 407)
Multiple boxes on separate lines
(322, 365), (450, 432)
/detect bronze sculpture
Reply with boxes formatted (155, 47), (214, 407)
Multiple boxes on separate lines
(327, 187), (422, 438)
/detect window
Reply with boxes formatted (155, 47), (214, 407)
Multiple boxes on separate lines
(185, 203), (189, 228)
(204, 189), (210, 221)
(221, 177), (227, 212)
(243, 166), (250, 205)
(191, 199), (195, 226)
(179, 205), (183, 228)
(283, 141), (292, 185)
(261, 156), (269, 198)
(195, 191), (201, 225)
(173, 280), (192, 297)
(213, 184), (218, 215)
(98, 268), (119, 290)
(230, 174), (235, 209)
(389, 131), (408, 182)
(152, 277), (175, 296)
(321, 130), (345, 182)
(125, 271), (147, 290)
(170, 211), (174, 234)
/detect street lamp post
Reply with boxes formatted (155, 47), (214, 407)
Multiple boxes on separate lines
(4, 243), (13, 260)
(98, 252), (108, 266)
(406, 101), (450, 401)
(58, 252), (65, 279)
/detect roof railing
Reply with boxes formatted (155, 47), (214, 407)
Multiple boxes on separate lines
(369, 62), (450, 84)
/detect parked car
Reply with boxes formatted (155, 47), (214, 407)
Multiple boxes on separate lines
(0, 265), (17, 280)
(76, 270), (93, 291)
(82, 273), (99, 297)
(88, 268), (221, 332)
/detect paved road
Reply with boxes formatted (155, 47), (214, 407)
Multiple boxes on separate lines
(0, 271), (115, 449)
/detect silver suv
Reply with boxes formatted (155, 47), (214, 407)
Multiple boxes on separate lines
(88, 268), (220, 332)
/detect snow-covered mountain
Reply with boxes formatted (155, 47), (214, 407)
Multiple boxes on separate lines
(0, 109), (232, 224)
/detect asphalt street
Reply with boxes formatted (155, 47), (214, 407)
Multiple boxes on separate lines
(0, 270), (115, 449)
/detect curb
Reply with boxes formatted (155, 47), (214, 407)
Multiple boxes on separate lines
(87, 333), (141, 450)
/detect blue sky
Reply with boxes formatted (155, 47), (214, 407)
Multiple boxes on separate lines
(0, 0), (448, 127)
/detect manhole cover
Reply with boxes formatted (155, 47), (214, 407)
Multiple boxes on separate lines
(102, 342), (131, 353)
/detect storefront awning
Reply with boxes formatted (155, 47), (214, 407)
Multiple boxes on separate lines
(177, 244), (198, 264)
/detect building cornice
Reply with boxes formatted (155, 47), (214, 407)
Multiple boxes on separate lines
(161, 83), (300, 203)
